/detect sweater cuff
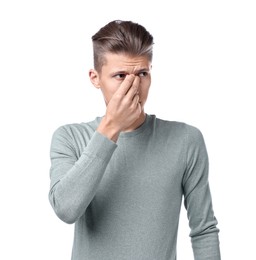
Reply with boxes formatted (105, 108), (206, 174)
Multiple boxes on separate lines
(84, 131), (117, 161)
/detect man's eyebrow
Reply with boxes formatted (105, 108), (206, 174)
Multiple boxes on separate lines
(111, 68), (150, 75)
(111, 70), (127, 75)
(134, 68), (150, 74)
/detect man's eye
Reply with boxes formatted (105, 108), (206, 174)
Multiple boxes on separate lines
(114, 74), (126, 80)
(138, 72), (148, 77)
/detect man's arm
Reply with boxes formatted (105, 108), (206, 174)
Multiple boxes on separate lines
(182, 125), (221, 260)
(49, 74), (141, 224)
(49, 128), (117, 224)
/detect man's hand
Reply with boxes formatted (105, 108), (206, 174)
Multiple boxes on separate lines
(97, 74), (141, 142)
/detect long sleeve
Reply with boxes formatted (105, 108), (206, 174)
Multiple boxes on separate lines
(182, 126), (221, 260)
(48, 126), (117, 224)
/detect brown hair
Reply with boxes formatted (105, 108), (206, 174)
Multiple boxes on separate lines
(91, 20), (154, 72)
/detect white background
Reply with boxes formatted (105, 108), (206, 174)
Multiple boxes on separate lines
(0, 0), (255, 259)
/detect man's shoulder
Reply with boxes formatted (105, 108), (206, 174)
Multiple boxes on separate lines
(154, 115), (203, 139)
(155, 116), (186, 128)
(51, 117), (100, 140)
(154, 115), (191, 131)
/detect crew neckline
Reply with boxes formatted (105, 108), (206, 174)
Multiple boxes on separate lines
(95, 114), (153, 138)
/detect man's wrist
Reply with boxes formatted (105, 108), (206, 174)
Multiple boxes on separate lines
(97, 117), (121, 143)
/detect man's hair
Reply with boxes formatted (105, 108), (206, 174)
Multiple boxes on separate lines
(91, 20), (154, 72)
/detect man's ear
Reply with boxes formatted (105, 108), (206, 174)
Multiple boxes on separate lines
(89, 69), (101, 89)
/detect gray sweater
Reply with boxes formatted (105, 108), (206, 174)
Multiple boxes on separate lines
(49, 114), (221, 260)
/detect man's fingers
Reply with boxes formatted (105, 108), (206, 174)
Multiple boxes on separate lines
(115, 74), (135, 96)
(125, 76), (140, 100)
(133, 93), (140, 105)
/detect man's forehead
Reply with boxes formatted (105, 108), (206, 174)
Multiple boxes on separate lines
(103, 53), (151, 72)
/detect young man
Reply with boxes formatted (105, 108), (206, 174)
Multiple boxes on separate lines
(49, 20), (221, 259)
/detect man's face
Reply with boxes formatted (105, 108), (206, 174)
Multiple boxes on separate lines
(90, 53), (152, 112)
